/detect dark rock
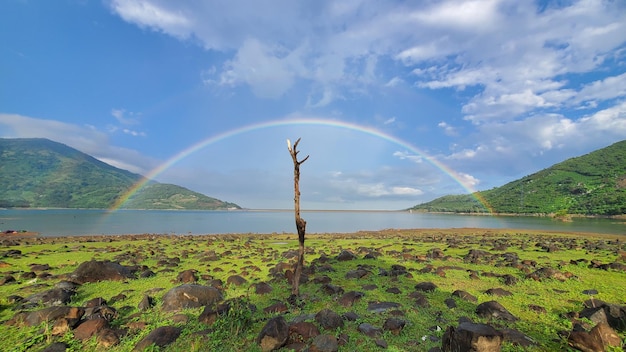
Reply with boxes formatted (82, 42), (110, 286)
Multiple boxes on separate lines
(70, 260), (136, 284)
(7, 306), (84, 327)
(336, 250), (357, 261)
(500, 274), (518, 286)
(309, 334), (338, 352)
(373, 339), (387, 348)
(442, 322), (503, 352)
(345, 269), (369, 279)
(257, 316), (289, 352)
(591, 322), (621, 349)
(386, 287), (402, 294)
(415, 282), (438, 292)
(288, 321), (320, 343)
(254, 282), (273, 295)
(320, 283), (344, 295)
(133, 326), (181, 351)
(73, 317), (109, 341)
(263, 302), (288, 314)
(580, 306), (609, 326)
(137, 295), (155, 311)
(409, 292), (429, 307)
(452, 290), (478, 302)
(31, 263), (51, 271)
(358, 323), (382, 338)
(23, 287), (75, 307)
(476, 301), (518, 322)
(315, 309), (344, 330)
(0, 275), (16, 285)
(526, 267), (568, 282)
(367, 301), (401, 313)
(84, 297), (107, 308)
(485, 288), (513, 297)
(86, 305), (117, 321)
(528, 304), (547, 314)
(161, 284), (223, 312)
(41, 342), (68, 352)
(383, 317), (406, 335)
(97, 328), (120, 348)
(338, 291), (364, 307)
(226, 275), (247, 286)
(175, 269), (198, 283)
(343, 311), (359, 321)
(444, 298), (457, 309)
(501, 328), (536, 347)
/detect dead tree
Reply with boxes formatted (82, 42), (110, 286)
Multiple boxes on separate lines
(287, 138), (309, 297)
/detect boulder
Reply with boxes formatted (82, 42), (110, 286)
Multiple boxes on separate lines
(309, 334), (338, 352)
(442, 322), (503, 352)
(161, 284), (223, 312)
(257, 316), (289, 352)
(133, 326), (181, 351)
(70, 260), (136, 284)
(315, 309), (344, 330)
(476, 301), (518, 322)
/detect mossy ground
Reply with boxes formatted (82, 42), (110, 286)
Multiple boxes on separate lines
(0, 228), (624, 351)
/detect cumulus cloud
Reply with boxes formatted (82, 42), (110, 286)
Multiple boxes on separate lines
(107, 0), (626, 126)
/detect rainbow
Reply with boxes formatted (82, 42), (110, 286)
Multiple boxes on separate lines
(109, 117), (494, 213)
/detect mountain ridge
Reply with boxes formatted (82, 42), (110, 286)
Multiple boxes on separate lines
(0, 138), (240, 210)
(410, 140), (626, 216)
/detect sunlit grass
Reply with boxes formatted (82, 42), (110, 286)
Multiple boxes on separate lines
(0, 229), (624, 351)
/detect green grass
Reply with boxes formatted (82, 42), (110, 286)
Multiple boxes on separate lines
(0, 229), (624, 351)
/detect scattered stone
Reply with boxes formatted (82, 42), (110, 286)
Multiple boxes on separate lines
(263, 302), (288, 314)
(452, 290), (478, 302)
(358, 323), (382, 338)
(383, 317), (406, 335)
(315, 309), (344, 330)
(23, 287), (76, 307)
(338, 291), (364, 307)
(175, 269), (198, 283)
(254, 282), (273, 295)
(41, 342), (68, 352)
(137, 295), (155, 311)
(257, 316), (289, 352)
(442, 322), (503, 352)
(226, 275), (247, 286)
(444, 298), (457, 309)
(485, 288), (513, 297)
(309, 334), (338, 352)
(73, 317), (109, 341)
(70, 260), (136, 284)
(320, 283), (344, 295)
(367, 301), (401, 313)
(133, 326), (181, 351)
(336, 250), (357, 261)
(161, 284), (223, 312)
(414, 282), (437, 292)
(288, 321), (320, 343)
(476, 301), (518, 322)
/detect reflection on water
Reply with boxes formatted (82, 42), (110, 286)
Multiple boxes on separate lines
(0, 209), (624, 237)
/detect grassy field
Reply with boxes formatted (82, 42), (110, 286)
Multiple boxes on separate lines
(0, 228), (624, 351)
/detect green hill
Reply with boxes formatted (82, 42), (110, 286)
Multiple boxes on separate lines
(0, 138), (241, 210)
(410, 140), (626, 216)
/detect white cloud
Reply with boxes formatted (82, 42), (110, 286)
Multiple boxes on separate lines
(438, 121), (458, 136)
(108, 0), (626, 118)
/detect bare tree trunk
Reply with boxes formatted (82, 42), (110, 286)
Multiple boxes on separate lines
(287, 138), (309, 297)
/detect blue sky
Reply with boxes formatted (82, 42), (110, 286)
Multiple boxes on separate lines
(1, 0), (625, 210)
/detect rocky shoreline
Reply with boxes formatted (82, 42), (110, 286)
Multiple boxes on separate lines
(1, 228), (625, 351)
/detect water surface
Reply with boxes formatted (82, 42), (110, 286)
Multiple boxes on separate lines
(1, 209), (624, 237)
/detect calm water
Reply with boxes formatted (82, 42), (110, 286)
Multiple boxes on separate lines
(1, 209), (625, 237)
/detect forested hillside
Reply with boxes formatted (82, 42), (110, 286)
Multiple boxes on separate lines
(411, 140), (626, 216)
(0, 138), (240, 210)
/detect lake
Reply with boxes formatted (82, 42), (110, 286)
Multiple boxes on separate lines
(1, 209), (625, 237)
